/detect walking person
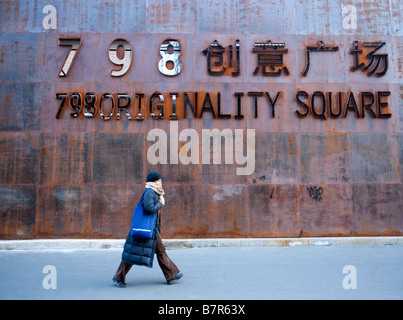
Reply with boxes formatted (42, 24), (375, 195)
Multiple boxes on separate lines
(113, 171), (183, 288)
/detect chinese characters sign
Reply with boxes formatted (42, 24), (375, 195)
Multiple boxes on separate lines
(55, 37), (392, 121)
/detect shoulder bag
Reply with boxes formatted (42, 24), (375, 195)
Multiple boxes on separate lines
(130, 190), (158, 240)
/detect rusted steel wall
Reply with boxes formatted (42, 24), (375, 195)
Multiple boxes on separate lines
(0, 0), (402, 239)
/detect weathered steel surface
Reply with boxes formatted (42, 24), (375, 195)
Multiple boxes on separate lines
(0, 0), (402, 239)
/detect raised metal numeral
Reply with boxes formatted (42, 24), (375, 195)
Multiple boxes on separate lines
(58, 38), (82, 77)
(158, 40), (182, 77)
(109, 39), (133, 77)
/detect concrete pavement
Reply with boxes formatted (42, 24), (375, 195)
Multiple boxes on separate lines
(1, 244), (403, 300)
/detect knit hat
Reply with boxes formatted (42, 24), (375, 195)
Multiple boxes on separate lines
(146, 171), (165, 182)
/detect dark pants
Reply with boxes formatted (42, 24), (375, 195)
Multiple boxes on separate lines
(114, 233), (180, 283)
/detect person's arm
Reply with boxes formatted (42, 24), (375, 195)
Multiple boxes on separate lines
(143, 189), (162, 214)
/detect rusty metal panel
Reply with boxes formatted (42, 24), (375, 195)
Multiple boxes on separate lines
(0, 0), (402, 240)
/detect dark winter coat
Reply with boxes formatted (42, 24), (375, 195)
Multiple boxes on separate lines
(121, 188), (162, 268)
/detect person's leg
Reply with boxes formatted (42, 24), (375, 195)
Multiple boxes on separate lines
(155, 233), (181, 282)
(113, 261), (133, 287)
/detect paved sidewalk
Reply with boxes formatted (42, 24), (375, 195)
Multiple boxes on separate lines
(1, 245), (403, 300)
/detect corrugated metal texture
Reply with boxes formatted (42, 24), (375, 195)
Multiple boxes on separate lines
(0, 0), (402, 239)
